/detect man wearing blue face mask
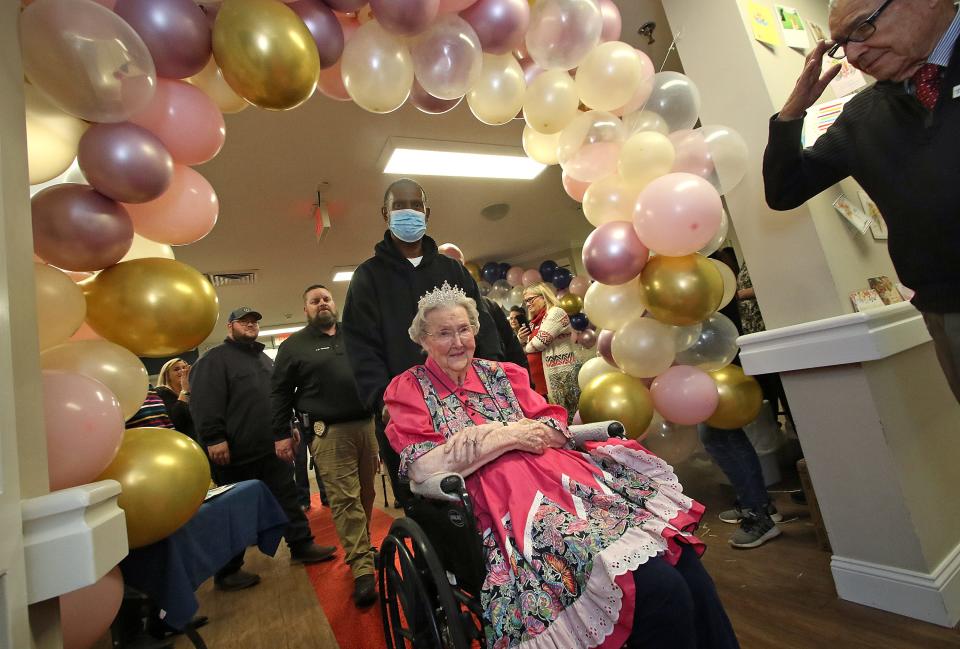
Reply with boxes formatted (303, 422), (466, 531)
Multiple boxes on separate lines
(342, 178), (503, 506)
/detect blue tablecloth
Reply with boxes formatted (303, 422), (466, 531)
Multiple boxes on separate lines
(120, 480), (288, 630)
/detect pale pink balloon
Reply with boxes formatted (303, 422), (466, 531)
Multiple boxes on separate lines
(557, 288), (569, 298)
(60, 567), (124, 649)
(336, 13), (361, 40)
(70, 322), (103, 341)
(650, 365), (719, 425)
(129, 79), (225, 166)
(317, 60), (352, 101)
(561, 170), (590, 202)
(438, 242), (465, 262)
(439, 0), (477, 12)
(632, 172), (723, 257)
(670, 129), (715, 178)
(562, 141), (621, 183)
(568, 275), (590, 297)
(124, 165), (219, 246)
(521, 269), (542, 287)
(598, 0), (621, 42)
(572, 409), (582, 425)
(506, 266), (525, 287)
(42, 370), (124, 491)
(597, 328), (617, 367)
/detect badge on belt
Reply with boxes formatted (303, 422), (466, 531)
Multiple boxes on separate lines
(313, 421), (327, 437)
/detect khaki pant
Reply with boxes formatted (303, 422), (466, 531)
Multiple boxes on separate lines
(309, 418), (379, 577)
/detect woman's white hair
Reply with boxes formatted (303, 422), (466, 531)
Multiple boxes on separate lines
(408, 282), (480, 344)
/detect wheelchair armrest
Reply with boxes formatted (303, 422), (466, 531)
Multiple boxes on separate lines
(568, 421), (625, 448)
(410, 472), (466, 503)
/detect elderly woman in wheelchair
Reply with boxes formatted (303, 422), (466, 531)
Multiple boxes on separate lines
(380, 282), (739, 649)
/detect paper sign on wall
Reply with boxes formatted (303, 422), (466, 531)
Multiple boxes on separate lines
(802, 94), (855, 147)
(748, 1), (782, 46)
(775, 5), (809, 50)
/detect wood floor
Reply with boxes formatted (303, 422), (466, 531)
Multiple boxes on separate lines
(118, 453), (959, 649)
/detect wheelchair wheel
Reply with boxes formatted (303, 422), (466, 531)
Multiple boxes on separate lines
(378, 517), (480, 649)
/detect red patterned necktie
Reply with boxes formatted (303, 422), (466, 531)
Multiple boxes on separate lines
(912, 63), (942, 111)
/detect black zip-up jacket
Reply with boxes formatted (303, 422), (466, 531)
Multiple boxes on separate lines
(763, 37), (960, 314)
(482, 296), (530, 371)
(342, 232), (503, 412)
(270, 324), (369, 438)
(189, 337), (275, 464)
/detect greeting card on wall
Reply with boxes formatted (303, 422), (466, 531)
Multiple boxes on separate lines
(856, 189), (889, 240)
(850, 289), (887, 312)
(748, 1), (782, 46)
(776, 5), (809, 49)
(806, 20), (827, 42)
(802, 95), (855, 147)
(833, 194), (872, 234)
(868, 276), (903, 305)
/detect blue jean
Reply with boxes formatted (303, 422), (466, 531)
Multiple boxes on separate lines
(698, 424), (769, 513)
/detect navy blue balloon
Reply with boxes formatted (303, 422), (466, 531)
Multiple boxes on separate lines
(539, 259), (558, 282)
(552, 267), (572, 290)
(497, 262), (510, 280)
(570, 313), (590, 331)
(481, 262), (500, 284)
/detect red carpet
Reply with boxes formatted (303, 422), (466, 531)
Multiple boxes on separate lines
(304, 494), (393, 649)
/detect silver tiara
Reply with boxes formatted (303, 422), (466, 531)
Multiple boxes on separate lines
(418, 281), (467, 310)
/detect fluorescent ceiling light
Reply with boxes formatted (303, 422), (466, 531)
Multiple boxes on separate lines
(383, 147), (546, 180)
(333, 270), (355, 282)
(258, 325), (304, 337)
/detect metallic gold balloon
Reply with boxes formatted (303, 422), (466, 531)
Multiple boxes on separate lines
(706, 365), (763, 430)
(579, 372), (654, 439)
(83, 258), (219, 357)
(97, 428), (211, 548)
(638, 254), (723, 326)
(465, 261), (481, 282)
(559, 293), (583, 316)
(212, 0), (320, 110)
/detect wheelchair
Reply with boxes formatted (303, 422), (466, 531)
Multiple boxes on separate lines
(376, 420), (625, 649)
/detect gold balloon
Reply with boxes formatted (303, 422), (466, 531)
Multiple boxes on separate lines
(25, 84), (88, 184)
(579, 372), (654, 439)
(638, 254), (723, 326)
(41, 340), (149, 420)
(83, 258), (219, 357)
(213, 0), (320, 110)
(465, 261), (481, 282)
(706, 365), (763, 429)
(186, 55), (250, 114)
(97, 428), (211, 548)
(559, 293), (583, 315)
(35, 262), (86, 351)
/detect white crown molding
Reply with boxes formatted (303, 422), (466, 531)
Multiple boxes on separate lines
(831, 542), (960, 627)
(737, 301), (930, 375)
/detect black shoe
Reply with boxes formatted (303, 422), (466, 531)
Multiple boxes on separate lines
(290, 543), (336, 564)
(790, 489), (808, 505)
(215, 569), (261, 591)
(353, 573), (377, 607)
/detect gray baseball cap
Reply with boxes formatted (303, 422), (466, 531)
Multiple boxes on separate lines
(228, 306), (262, 322)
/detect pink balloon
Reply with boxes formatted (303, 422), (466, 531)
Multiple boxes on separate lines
(459, 0), (530, 55)
(572, 409), (582, 425)
(129, 79), (225, 166)
(578, 328), (597, 348)
(124, 165), (219, 245)
(561, 170), (590, 202)
(336, 13), (361, 41)
(563, 140), (621, 183)
(290, 0), (345, 69)
(633, 173), (723, 257)
(32, 184), (134, 272)
(438, 242), (465, 262)
(70, 322), (103, 342)
(60, 567), (124, 649)
(670, 128), (715, 178)
(597, 328), (618, 367)
(557, 288), (569, 298)
(521, 269), (542, 287)
(77, 122), (174, 204)
(323, 0), (367, 12)
(42, 370), (124, 491)
(317, 60), (352, 101)
(371, 0), (439, 35)
(650, 365), (719, 425)
(568, 275), (590, 297)
(409, 79), (463, 114)
(506, 266), (525, 287)
(598, 0), (621, 41)
(582, 220), (649, 285)
(439, 0), (477, 13)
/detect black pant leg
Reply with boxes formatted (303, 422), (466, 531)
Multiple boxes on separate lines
(627, 556), (696, 649)
(293, 434), (311, 507)
(211, 461), (258, 579)
(257, 454), (315, 549)
(374, 413), (411, 509)
(674, 546), (741, 649)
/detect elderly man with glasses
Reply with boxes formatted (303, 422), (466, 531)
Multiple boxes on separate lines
(763, 0), (960, 402)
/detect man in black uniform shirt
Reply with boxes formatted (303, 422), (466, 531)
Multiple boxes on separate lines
(190, 306), (336, 592)
(271, 286), (379, 607)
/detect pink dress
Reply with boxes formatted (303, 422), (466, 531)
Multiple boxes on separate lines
(385, 358), (705, 649)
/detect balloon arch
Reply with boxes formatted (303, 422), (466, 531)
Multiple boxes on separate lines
(19, 0), (764, 642)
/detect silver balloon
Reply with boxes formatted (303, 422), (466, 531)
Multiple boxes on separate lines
(644, 71), (701, 132)
(673, 312), (739, 371)
(698, 209), (729, 257)
(478, 280), (492, 296)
